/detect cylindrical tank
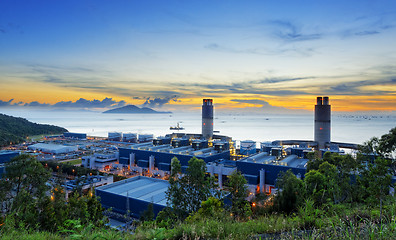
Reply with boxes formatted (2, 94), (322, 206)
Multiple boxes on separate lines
(314, 96), (331, 149)
(202, 99), (214, 139)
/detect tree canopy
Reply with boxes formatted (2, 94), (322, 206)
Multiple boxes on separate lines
(166, 157), (216, 219)
(0, 113), (67, 146)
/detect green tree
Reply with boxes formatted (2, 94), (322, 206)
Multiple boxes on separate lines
(140, 203), (155, 222)
(318, 161), (338, 203)
(5, 154), (51, 200)
(170, 157), (181, 178)
(306, 154), (325, 172)
(360, 157), (392, 221)
(0, 155), (53, 229)
(304, 169), (326, 205)
(226, 170), (251, 219)
(274, 170), (305, 213)
(166, 157), (215, 219)
(185, 197), (226, 223)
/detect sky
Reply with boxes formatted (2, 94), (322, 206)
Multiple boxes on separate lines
(0, 0), (396, 113)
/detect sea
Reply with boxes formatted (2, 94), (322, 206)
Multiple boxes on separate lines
(1, 109), (395, 145)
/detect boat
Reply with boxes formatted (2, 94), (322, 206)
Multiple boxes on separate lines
(170, 122), (184, 130)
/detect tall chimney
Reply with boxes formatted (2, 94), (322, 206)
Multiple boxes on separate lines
(202, 99), (213, 139)
(314, 96), (331, 149)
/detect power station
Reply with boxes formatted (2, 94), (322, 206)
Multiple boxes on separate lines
(314, 96), (331, 149)
(202, 99), (214, 140)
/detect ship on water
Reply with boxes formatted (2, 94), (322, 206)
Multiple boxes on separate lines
(170, 122), (184, 130)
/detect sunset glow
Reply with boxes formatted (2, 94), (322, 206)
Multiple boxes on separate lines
(1, 1), (395, 112)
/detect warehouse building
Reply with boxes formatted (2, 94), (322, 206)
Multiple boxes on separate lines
(118, 139), (230, 172)
(0, 151), (20, 178)
(82, 153), (118, 170)
(237, 152), (307, 194)
(28, 143), (78, 154)
(0, 150), (20, 164)
(95, 176), (168, 218)
(63, 132), (87, 140)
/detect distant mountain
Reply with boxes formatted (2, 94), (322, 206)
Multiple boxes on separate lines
(0, 113), (68, 147)
(103, 105), (172, 114)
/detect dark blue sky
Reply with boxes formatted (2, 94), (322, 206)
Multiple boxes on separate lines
(1, 0), (396, 111)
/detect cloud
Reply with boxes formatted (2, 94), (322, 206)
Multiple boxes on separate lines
(205, 43), (264, 55)
(231, 99), (271, 106)
(339, 15), (396, 38)
(0, 99), (19, 107)
(230, 99), (304, 113)
(269, 20), (322, 42)
(24, 101), (51, 107)
(354, 30), (380, 36)
(142, 95), (179, 108)
(327, 79), (396, 95)
(0, 98), (127, 109)
(177, 77), (314, 96)
(52, 98), (126, 108)
(204, 43), (315, 57)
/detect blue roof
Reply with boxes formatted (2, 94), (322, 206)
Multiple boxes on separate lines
(96, 176), (169, 206)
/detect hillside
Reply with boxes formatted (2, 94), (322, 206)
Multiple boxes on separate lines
(103, 105), (171, 114)
(0, 113), (68, 146)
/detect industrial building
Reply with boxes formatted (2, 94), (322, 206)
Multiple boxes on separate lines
(118, 137), (230, 172)
(122, 133), (137, 143)
(28, 143), (78, 154)
(95, 96), (371, 218)
(95, 176), (168, 218)
(240, 140), (257, 155)
(0, 150), (20, 164)
(82, 153), (119, 171)
(65, 175), (113, 198)
(0, 151), (20, 178)
(63, 132), (87, 140)
(138, 134), (154, 143)
(236, 153), (307, 193)
(108, 132), (123, 141)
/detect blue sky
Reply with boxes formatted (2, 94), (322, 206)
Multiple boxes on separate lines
(0, 0), (396, 112)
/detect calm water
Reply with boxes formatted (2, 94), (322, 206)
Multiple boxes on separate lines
(1, 109), (395, 144)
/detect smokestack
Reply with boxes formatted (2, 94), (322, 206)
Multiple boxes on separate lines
(317, 97), (323, 105)
(314, 96), (331, 149)
(202, 99), (213, 139)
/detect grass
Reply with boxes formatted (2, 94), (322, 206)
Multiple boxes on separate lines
(1, 201), (395, 239)
(63, 158), (82, 165)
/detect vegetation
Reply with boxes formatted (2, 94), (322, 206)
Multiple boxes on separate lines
(0, 127), (395, 239)
(0, 155), (106, 234)
(0, 113), (67, 147)
(166, 156), (217, 219)
(226, 170), (252, 219)
(43, 160), (102, 177)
